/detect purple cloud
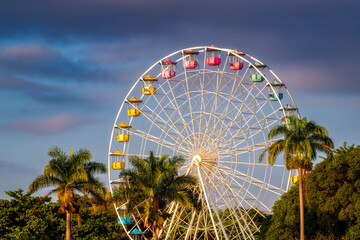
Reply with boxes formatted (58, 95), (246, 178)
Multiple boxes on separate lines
(0, 44), (115, 83)
(277, 59), (360, 95)
(0, 75), (52, 90)
(0, 44), (59, 60)
(0, 159), (38, 175)
(302, 96), (360, 111)
(2, 113), (88, 135)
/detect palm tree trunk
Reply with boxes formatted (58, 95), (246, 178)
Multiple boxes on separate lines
(298, 168), (305, 240)
(152, 226), (159, 240)
(156, 228), (160, 240)
(76, 213), (82, 226)
(66, 211), (72, 240)
(152, 198), (159, 240)
(305, 171), (310, 207)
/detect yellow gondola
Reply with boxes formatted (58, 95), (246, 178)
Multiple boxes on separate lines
(126, 96), (142, 117)
(141, 75), (158, 95)
(115, 122), (132, 142)
(110, 149), (125, 170)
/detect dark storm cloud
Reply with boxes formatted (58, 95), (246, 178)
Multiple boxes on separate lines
(0, 75), (51, 90)
(1, 113), (88, 135)
(0, 75), (119, 113)
(0, 0), (359, 94)
(0, 159), (38, 175)
(1, 0), (358, 42)
(0, 44), (115, 83)
(0, 76), (88, 105)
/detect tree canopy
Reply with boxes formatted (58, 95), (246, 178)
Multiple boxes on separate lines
(113, 151), (199, 240)
(28, 146), (107, 240)
(263, 143), (360, 240)
(0, 189), (128, 239)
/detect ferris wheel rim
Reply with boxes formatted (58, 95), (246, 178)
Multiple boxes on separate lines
(108, 45), (299, 240)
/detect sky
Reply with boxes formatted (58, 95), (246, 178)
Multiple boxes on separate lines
(0, 0), (359, 199)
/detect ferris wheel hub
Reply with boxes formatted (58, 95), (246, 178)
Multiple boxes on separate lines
(192, 154), (217, 168)
(192, 154), (202, 164)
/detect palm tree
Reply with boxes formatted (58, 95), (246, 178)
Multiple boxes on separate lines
(114, 151), (199, 240)
(259, 116), (333, 240)
(28, 147), (107, 240)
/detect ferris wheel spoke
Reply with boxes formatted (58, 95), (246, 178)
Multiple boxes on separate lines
(216, 160), (283, 167)
(198, 63), (206, 150)
(210, 164), (270, 213)
(205, 84), (252, 140)
(216, 135), (283, 160)
(140, 102), (195, 148)
(196, 163), (229, 240)
(130, 127), (191, 155)
(213, 165), (272, 213)
(179, 90), (206, 150)
(215, 129), (273, 157)
(217, 165), (285, 197)
(201, 168), (255, 240)
(193, 209), (205, 239)
(144, 89), (194, 150)
(184, 210), (199, 240)
(161, 165), (202, 239)
(214, 167), (268, 229)
(201, 169), (245, 237)
(183, 71), (202, 153)
(199, 171), (244, 240)
(201, 57), (228, 138)
(209, 105), (281, 156)
(165, 78), (199, 150)
(206, 68), (250, 139)
(165, 185), (205, 239)
(203, 74), (241, 148)
(162, 168), (200, 239)
(203, 84), (266, 154)
(164, 205), (187, 239)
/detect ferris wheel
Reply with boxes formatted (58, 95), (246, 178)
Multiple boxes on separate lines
(108, 45), (299, 239)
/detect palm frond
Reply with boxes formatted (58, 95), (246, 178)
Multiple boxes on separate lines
(28, 175), (64, 194)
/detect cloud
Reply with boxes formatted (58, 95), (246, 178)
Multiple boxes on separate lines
(0, 44), (65, 75)
(1, 0), (358, 44)
(0, 75), (53, 90)
(2, 113), (88, 135)
(279, 62), (360, 95)
(0, 159), (38, 175)
(0, 75), (98, 108)
(0, 44), (115, 83)
(302, 96), (360, 111)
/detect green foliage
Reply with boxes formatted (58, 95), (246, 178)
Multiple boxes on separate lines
(113, 151), (199, 239)
(262, 187), (300, 240)
(28, 146), (107, 211)
(0, 189), (65, 239)
(72, 209), (127, 240)
(259, 116), (334, 170)
(262, 143), (360, 239)
(259, 116), (334, 240)
(28, 146), (107, 240)
(0, 189), (128, 239)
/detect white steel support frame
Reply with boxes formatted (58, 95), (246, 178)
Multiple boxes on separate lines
(108, 46), (299, 239)
(202, 166), (255, 240)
